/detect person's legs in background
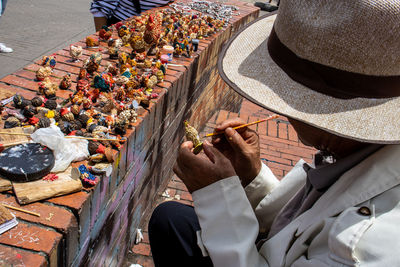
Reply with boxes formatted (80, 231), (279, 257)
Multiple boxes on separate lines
(149, 201), (214, 267)
(0, 0), (13, 53)
(93, 11), (108, 32)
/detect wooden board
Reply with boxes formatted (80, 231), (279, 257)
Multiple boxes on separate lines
(0, 91), (13, 101)
(13, 167), (82, 205)
(0, 127), (33, 146)
(0, 177), (12, 192)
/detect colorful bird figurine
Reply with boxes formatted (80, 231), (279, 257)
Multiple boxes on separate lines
(36, 66), (52, 81)
(70, 45), (83, 62)
(41, 55), (57, 68)
(38, 77), (58, 98)
(59, 73), (72, 89)
(86, 36), (99, 48)
(99, 25), (113, 41)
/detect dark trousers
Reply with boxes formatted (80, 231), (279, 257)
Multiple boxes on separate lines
(148, 201), (214, 267)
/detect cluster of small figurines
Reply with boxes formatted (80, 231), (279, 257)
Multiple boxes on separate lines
(1, 7), (227, 168)
(172, 1), (239, 23)
(85, 8), (225, 59)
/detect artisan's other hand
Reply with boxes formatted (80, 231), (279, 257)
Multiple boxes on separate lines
(173, 141), (236, 193)
(212, 118), (261, 187)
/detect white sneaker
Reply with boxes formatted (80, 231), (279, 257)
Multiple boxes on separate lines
(0, 43), (13, 53)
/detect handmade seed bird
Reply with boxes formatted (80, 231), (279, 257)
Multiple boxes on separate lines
(59, 73), (72, 89)
(99, 25), (112, 40)
(184, 121), (203, 154)
(42, 55), (56, 68)
(85, 52), (102, 73)
(36, 66), (52, 81)
(86, 36), (99, 48)
(70, 45), (83, 62)
(38, 77), (58, 98)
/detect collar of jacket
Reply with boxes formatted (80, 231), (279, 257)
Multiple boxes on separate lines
(295, 144), (400, 236)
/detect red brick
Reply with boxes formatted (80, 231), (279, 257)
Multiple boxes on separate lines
(179, 191), (193, 202)
(1, 75), (38, 90)
(167, 179), (187, 191)
(142, 231), (150, 244)
(267, 119), (278, 137)
(0, 194), (76, 233)
(52, 55), (84, 68)
(260, 135), (301, 148)
(132, 243), (151, 256)
(0, 222), (61, 257)
(265, 161), (293, 172)
(281, 152), (314, 164)
(258, 119), (267, 136)
(47, 191), (90, 213)
(226, 111), (240, 120)
(288, 124), (298, 142)
(275, 146), (315, 160)
(215, 110), (229, 125)
(14, 69), (37, 80)
(53, 63), (81, 75)
(0, 244), (47, 267)
(247, 116), (259, 131)
(260, 148), (281, 158)
(167, 65), (186, 73)
(261, 155), (292, 166)
(163, 74), (179, 84)
(278, 122), (288, 140)
(129, 254), (155, 267)
(55, 87), (73, 100)
(0, 83), (36, 99)
(261, 140), (289, 150)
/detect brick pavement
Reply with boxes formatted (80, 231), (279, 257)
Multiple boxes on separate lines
(124, 99), (316, 266)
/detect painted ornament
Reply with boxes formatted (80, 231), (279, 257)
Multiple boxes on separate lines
(41, 55), (57, 68)
(59, 73), (72, 89)
(70, 45), (83, 62)
(36, 66), (52, 81)
(86, 36), (99, 48)
(184, 121), (203, 154)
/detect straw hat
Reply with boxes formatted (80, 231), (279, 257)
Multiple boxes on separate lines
(218, 0), (400, 144)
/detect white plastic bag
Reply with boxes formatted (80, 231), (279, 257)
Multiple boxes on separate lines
(31, 125), (89, 172)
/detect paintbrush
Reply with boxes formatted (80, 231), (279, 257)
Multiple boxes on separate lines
(205, 115), (279, 137)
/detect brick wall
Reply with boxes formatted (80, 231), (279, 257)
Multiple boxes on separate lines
(0, 1), (259, 266)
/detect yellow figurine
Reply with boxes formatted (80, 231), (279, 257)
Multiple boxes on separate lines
(184, 121), (203, 154)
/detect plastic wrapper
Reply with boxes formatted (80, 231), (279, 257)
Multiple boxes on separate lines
(31, 125), (89, 172)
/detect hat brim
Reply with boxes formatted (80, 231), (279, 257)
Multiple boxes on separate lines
(218, 14), (400, 144)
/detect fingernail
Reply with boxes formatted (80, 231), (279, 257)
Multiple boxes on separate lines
(225, 127), (235, 137)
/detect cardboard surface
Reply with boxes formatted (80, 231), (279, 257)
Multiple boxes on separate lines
(13, 167), (83, 205)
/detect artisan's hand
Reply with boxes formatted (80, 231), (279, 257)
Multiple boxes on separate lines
(173, 141), (236, 193)
(212, 118), (261, 187)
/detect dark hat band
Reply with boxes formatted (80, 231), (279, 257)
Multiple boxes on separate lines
(268, 27), (400, 99)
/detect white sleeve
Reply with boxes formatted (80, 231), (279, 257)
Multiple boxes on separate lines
(244, 162), (280, 209)
(245, 160), (307, 232)
(193, 176), (269, 267)
(192, 161), (307, 267)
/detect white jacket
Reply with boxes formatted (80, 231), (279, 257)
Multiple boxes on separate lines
(193, 145), (400, 266)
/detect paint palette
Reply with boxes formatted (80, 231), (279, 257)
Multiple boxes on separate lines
(0, 143), (55, 182)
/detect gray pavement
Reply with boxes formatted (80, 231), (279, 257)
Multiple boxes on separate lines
(0, 0), (94, 79)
